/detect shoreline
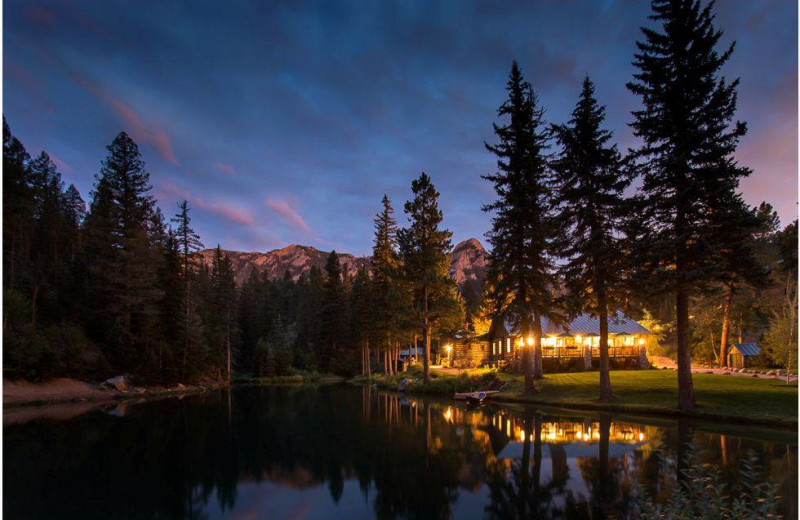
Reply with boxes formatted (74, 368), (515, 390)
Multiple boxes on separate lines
(487, 393), (798, 431)
(3, 377), (225, 409)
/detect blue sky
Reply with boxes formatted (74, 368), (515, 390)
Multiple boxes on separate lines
(4, 0), (797, 255)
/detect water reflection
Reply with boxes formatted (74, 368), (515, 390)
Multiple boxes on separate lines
(3, 385), (796, 520)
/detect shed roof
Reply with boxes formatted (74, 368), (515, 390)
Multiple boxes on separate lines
(503, 310), (651, 337)
(732, 342), (761, 357)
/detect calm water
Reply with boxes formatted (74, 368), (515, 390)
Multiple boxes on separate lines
(4, 384), (797, 520)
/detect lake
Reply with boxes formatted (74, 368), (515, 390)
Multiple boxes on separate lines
(4, 384), (797, 519)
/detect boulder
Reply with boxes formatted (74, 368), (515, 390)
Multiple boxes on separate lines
(767, 370), (776, 376)
(398, 378), (414, 392)
(722, 372), (731, 375)
(104, 375), (128, 392)
(705, 371), (714, 374)
(752, 374), (759, 378)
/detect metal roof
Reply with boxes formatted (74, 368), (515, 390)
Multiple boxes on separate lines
(732, 342), (761, 357)
(503, 310), (652, 336)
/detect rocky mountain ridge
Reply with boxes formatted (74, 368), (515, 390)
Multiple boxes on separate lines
(197, 238), (489, 287)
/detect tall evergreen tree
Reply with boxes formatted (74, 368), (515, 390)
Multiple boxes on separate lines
(3, 118), (33, 291)
(83, 132), (163, 371)
(713, 199), (770, 367)
(211, 245), (237, 381)
(552, 77), (630, 402)
(171, 200), (204, 380)
(483, 61), (558, 394)
(398, 172), (461, 383)
(319, 251), (345, 373)
(351, 266), (373, 376)
(371, 195), (404, 374)
(627, 0), (754, 410)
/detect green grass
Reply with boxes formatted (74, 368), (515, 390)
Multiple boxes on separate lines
(495, 370), (797, 427)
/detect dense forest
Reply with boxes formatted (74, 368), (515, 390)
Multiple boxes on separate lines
(3, 119), (467, 383)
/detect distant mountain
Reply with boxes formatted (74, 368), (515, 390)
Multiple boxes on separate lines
(197, 238), (489, 287)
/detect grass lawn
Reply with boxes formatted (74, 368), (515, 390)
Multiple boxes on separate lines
(493, 370), (798, 427)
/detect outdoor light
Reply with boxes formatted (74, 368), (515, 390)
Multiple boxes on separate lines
(526, 336), (534, 346)
(519, 430), (526, 441)
(638, 432), (645, 442)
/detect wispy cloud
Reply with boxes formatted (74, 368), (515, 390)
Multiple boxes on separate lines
(49, 153), (73, 173)
(157, 180), (254, 226)
(72, 74), (179, 165)
(265, 197), (313, 235)
(213, 162), (236, 175)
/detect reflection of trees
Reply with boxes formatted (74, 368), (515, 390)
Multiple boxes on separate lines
(3, 387), (796, 520)
(484, 413), (571, 519)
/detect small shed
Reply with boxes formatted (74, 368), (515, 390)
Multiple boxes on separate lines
(728, 342), (761, 369)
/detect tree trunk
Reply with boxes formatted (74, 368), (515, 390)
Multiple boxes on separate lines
(366, 341), (371, 377)
(423, 286), (431, 383)
(598, 304), (612, 402)
(676, 287), (696, 411)
(521, 315), (536, 394)
(30, 284), (40, 330)
(719, 282), (733, 367)
(533, 311), (543, 380)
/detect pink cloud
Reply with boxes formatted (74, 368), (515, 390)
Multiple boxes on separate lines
(213, 162), (236, 175)
(156, 180), (255, 227)
(193, 197), (255, 226)
(265, 197), (313, 235)
(49, 153), (74, 173)
(72, 74), (178, 165)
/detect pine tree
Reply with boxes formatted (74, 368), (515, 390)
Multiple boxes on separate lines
(483, 61), (558, 393)
(712, 199), (770, 367)
(28, 151), (65, 328)
(351, 266), (373, 376)
(398, 172), (461, 383)
(371, 195), (402, 374)
(83, 132), (163, 371)
(211, 245), (237, 381)
(3, 118), (33, 291)
(319, 251), (344, 373)
(627, 0), (754, 411)
(172, 200), (204, 380)
(551, 77), (631, 402)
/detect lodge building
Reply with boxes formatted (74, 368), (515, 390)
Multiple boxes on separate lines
(485, 310), (652, 370)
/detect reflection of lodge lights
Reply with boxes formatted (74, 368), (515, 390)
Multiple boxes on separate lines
(503, 419), (647, 443)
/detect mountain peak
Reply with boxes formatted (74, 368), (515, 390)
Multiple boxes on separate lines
(453, 237), (485, 252)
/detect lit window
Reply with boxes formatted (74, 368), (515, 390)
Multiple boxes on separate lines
(506, 338), (511, 353)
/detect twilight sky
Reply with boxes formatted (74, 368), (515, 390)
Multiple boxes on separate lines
(4, 0), (797, 256)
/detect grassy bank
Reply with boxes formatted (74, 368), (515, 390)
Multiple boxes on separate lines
(353, 368), (798, 427)
(233, 373), (345, 385)
(351, 367), (498, 394)
(493, 370), (798, 427)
